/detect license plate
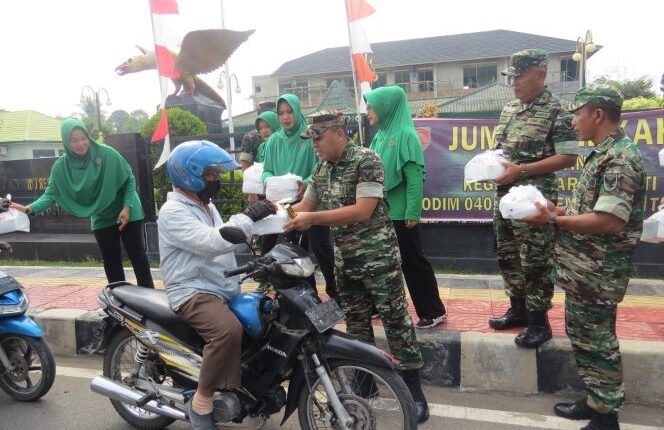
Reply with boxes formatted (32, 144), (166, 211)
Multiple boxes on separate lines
(305, 300), (345, 333)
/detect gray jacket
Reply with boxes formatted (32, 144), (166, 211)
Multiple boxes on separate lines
(157, 192), (253, 310)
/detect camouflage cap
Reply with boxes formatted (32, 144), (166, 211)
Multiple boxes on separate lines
(301, 110), (347, 139)
(571, 84), (624, 112)
(501, 49), (548, 76)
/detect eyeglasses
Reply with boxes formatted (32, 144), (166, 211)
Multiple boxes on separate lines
(311, 126), (332, 142)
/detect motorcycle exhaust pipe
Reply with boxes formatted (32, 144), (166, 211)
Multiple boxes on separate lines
(90, 376), (186, 421)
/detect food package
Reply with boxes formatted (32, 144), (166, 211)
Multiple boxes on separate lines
(498, 185), (547, 220)
(0, 208), (30, 234)
(242, 163), (264, 194)
(464, 150), (507, 183)
(641, 207), (664, 243)
(251, 206), (290, 235)
(265, 174), (301, 202)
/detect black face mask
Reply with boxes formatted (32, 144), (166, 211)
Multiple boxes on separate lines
(196, 180), (221, 203)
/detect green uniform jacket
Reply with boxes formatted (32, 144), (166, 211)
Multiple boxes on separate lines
(554, 129), (646, 304)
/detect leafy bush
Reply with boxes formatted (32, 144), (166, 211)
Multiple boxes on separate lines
(623, 96), (664, 110)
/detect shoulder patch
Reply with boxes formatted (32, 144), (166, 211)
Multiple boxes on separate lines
(603, 173), (619, 192)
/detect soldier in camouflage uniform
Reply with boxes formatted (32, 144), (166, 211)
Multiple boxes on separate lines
(524, 85), (644, 430)
(284, 110), (430, 424)
(238, 101), (276, 171)
(488, 49), (578, 348)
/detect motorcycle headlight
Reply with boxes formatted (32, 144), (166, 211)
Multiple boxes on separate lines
(279, 257), (316, 278)
(0, 293), (29, 316)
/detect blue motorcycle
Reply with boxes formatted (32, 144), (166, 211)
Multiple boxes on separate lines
(0, 200), (56, 401)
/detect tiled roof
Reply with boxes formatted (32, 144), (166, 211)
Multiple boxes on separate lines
(273, 29), (588, 77)
(439, 82), (578, 114)
(0, 110), (62, 143)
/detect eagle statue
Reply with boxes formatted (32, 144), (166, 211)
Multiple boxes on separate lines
(115, 28), (255, 106)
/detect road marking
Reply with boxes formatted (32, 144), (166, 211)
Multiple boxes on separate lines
(429, 404), (660, 430)
(57, 366), (660, 430)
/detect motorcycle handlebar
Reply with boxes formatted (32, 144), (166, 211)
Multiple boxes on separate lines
(224, 263), (252, 278)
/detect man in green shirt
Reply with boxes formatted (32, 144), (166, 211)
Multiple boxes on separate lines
(285, 110), (430, 423)
(524, 85), (645, 430)
(489, 49), (577, 348)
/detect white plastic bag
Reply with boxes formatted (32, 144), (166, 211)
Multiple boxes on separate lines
(265, 174), (301, 202)
(464, 150), (507, 183)
(0, 208), (30, 234)
(499, 185), (547, 220)
(641, 207), (664, 243)
(251, 206), (290, 235)
(242, 163), (264, 194)
(659, 147), (664, 167)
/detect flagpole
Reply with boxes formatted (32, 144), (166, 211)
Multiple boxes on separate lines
(343, 0), (365, 147)
(219, 0), (236, 152)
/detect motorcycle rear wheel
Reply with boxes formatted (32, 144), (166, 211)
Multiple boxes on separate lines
(297, 360), (417, 430)
(0, 335), (55, 401)
(103, 330), (176, 430)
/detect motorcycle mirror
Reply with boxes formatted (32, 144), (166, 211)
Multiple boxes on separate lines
(220, 226), (248, 244)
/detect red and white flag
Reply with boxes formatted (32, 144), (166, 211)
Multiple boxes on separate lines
(345, 0), (378, 113)
(149, 0), (180, 169)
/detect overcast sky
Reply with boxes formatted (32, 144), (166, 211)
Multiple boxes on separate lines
(1, 0), (662, 120)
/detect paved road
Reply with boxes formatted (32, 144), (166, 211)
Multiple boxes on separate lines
(0, 357), (662, 430)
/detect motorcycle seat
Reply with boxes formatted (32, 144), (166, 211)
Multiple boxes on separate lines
(111, 286), (204, 349)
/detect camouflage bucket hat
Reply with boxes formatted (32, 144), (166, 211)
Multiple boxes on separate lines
(501, 48), (548, 76)
(571, 84), (624, 112)
(301, 110), (347, 140)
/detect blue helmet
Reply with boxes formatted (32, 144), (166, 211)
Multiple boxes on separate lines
(166, 140), (239, 192)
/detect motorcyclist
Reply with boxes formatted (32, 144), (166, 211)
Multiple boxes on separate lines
(158, 140), (276, 430)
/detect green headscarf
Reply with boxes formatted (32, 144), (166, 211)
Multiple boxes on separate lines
(255, 111), (281, 136)
(255, 111), (280, 163)
(364, 86), (424, 191)
(41, 118), (135, 217)
(261, 94), (318, 184)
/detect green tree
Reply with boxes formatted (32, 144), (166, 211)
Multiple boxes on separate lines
(592, 75), (656, 100)
(108, 109), (150, 133)
(78, 96), (112, 139)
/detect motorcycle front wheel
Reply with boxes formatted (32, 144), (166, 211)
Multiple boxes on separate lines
(297, 360), (417, 430)
(0, 335), (56, 401)
(103, 329), (176, 430)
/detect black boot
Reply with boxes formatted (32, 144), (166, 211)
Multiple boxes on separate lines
(489, 297), (527, 330)
(401, 370), (429, 424)
(554, 398), (594, 420)
(581, 411), (620, 430)
(514, 310), (552, 348)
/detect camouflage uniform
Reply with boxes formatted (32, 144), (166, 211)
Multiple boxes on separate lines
(494, 49), (577, 312)
(301, 111), (423, 370)
(555, 85), (645, 414)
(239, 129), (263, 165)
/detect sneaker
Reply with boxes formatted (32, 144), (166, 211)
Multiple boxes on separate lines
(416, 314), (447, 329)
(186, 400), (217, 430)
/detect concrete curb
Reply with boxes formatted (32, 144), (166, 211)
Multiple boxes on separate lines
(31, 308), (664, 407)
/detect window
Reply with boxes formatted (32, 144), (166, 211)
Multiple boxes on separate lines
(417, 68), (434, 92)
(254, 85), (262, 93)
(33, 149), (56, 159)
(560, 57), (578, 82)
(326, 76), (355, 90)
(463, 64), (497, 88)
(394, 70), (411, 92)
(278, 79), (308, 102)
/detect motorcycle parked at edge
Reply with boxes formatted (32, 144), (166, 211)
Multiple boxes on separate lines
(0, 197), (56, 401)
(90, 226), (417, 429)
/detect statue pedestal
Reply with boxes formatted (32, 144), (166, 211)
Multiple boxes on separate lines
(165, 93), (225, 134)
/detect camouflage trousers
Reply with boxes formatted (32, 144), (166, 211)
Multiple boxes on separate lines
(566, 292), (624, 414)
(336, 264), (423, 370)
(494, 210), (555, 312)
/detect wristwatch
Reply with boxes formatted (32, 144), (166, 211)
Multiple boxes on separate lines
(520, 163), (529, 178)
(547, 216), (557, 229)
